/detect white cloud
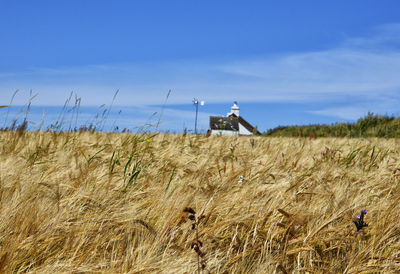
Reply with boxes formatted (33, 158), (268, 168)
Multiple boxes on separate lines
(1, 23), (400, 116)
(308, 98), (400, 121)
(220, 49), (400, 100)
(308, 107), (369, 121)
(342, 23), (400, 49)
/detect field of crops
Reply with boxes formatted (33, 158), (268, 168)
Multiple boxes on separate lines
(1, 131), (400, 273)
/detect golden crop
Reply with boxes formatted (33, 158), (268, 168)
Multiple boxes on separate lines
(1, 131), (399, 273)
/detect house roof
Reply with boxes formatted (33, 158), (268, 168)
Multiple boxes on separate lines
(210, 116), (239, 131)
(228, 113), (261, 135)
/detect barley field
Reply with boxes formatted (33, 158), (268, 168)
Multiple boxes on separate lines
(1, 131), (400, 273)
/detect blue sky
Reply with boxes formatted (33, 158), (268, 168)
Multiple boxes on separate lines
(1, 1), (400, 132)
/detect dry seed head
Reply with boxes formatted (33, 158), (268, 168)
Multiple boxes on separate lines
(277, 208), (291, 218)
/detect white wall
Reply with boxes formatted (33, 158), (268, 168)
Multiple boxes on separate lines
(211, 129), (239, 136)
(239, 123), (252, 135)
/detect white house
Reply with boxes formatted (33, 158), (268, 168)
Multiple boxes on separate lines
(209, 102), (260, 136)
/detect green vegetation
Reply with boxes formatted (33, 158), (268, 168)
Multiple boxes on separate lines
(265, 112), (400, 138)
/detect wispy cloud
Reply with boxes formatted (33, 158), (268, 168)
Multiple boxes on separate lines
(307, 97), (400, 122)
(1, 23), (400, 124)
(309, 107), (374, 121)
(342, 23), (400, 49)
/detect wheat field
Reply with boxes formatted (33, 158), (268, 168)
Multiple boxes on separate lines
(0, 131), (399, 273)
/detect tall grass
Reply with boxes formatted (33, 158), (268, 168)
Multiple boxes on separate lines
(1, 132), (400, 272)
(0, 91), (129, 133)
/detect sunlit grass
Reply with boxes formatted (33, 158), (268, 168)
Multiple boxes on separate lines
(1, 131), (400, 272)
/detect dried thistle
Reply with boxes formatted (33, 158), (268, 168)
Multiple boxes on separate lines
(183, 207), (196, 214)
(183, 207), (207, 273)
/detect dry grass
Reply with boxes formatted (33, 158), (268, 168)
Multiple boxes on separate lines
(1, 131), (400, 273)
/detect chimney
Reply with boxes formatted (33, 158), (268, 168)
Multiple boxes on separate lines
(228, 101), (239, 117)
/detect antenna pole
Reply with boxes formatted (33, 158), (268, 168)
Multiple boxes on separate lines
(195, 99), (198, 134)
(193, 98), (204, 134)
